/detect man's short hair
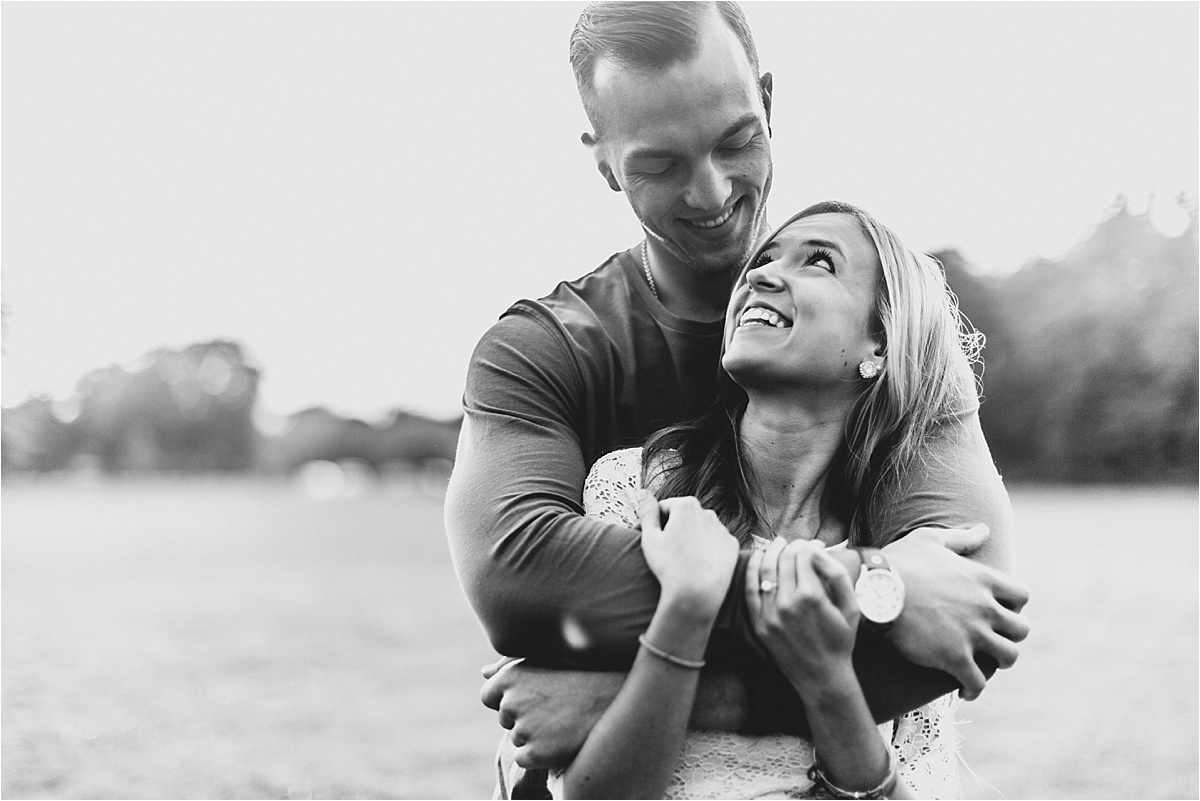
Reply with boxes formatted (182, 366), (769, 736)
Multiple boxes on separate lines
(569, 1), (761, 136)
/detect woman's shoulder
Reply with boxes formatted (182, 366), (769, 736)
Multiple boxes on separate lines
(584, 446), (681, 485)
(589, 446), (645, 479)
(583, 448), (644, 526)
(582, 446), (683, 526)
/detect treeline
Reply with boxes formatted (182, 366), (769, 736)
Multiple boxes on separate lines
(0, 341), (460, 475)
(2, 201), (1196, 483)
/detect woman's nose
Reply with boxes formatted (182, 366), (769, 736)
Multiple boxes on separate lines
(745, 264), (783, 292)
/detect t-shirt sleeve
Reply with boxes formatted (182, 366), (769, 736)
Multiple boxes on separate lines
(444, 308), (662, 668)
(870, 406), (1015, 570)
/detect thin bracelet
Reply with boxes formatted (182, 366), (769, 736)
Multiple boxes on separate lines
(807, 741), (899, 799)
(637, 634), (706, 669)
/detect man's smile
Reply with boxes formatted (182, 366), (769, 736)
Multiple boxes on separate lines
(682, 204), (736, 230)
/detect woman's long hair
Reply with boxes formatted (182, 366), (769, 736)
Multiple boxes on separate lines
(643, 201), (983, 547)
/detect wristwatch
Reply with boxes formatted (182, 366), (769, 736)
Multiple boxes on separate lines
(854, 547), (905, 632)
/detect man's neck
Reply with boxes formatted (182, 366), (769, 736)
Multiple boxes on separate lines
(648, 244), (729, 321)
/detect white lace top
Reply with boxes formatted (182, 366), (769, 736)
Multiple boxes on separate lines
(548, 447), (962, 800)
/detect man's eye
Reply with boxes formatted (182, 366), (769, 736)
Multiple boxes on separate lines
(634, 162), (674, 177)
(722, 135), (755, 153)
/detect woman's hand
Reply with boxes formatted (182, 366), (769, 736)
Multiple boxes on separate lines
(746, 539), (860, 691)
(550, 492), (736, 798)
(636, 490), (739, 624)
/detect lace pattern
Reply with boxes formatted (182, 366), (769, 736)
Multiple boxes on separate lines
(551, 448), (962, 799)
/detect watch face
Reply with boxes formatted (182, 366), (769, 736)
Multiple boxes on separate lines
(858, 570), (905, 624)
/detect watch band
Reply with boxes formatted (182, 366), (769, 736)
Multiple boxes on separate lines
(857, 547), (890, 576)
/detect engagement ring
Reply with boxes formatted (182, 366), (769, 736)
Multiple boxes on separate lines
(759, 580), (777, 593)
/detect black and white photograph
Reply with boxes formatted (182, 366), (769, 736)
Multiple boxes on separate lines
(3, 2), (1197, 799)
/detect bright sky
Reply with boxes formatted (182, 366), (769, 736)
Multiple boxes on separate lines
(3, 2), (1196, 420)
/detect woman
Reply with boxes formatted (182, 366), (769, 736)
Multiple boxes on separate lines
(549, 201), (985, 798)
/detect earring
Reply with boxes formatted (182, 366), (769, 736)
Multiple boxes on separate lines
(858, 361), (880, 379)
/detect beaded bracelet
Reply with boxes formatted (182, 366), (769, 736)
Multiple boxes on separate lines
(806, 741), (899, 799)
(637, 634), (706, 669)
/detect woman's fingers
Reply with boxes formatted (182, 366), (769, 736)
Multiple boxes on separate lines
(745, 546), (765, 622)
(758, 537), (787, 601)
(812, 549), (857, 621)
(776, 538), (799, 599)
(634, 489), (661, 534)
(788, 540), (828, 605)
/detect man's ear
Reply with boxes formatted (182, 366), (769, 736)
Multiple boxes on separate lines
(582, 131), (622, 192)
(759, 72), (774, 134)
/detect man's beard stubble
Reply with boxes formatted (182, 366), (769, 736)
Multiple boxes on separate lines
(637, 168), (773, 279)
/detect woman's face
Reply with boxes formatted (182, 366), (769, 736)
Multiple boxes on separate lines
(722, 212), (883, 393)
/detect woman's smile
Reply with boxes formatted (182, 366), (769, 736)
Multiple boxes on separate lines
(737, 304), (792, 329)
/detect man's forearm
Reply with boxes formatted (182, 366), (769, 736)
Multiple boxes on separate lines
(688, 667), (748, 731)
(446, 409), (751, 667)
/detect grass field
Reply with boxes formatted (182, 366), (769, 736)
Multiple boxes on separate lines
(3, 478), (1196, 799)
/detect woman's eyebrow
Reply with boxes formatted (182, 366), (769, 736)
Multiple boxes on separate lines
(797, 238), (844, 256)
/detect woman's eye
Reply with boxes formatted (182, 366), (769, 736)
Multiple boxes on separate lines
(808, 248), (835, 272)
(752, 249), (776, 269)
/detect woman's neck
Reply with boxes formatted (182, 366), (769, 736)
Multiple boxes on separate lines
(738, 392), (851, 544)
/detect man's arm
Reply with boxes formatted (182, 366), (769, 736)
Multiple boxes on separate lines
(446, 310), (696, 666)
(809, 409), (1030, 722)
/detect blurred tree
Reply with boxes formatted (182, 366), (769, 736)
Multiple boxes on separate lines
(941, 197), (1199, 482)
(72, 340), (260, 472)
(0, 395), (83, 472)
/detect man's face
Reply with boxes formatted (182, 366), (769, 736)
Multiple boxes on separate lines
(586, 16), (773, 276)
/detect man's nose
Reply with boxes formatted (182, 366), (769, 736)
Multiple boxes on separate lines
(683, 158), (732, 211)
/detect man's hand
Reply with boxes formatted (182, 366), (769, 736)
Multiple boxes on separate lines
(480, 657), (624, 770)
(882, 525), (1031, 701)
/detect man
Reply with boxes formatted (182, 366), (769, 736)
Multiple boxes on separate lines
(445, 1), (1028, 794)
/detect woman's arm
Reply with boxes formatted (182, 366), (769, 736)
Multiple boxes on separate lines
(559, 493), (738, 798)
(748, 540), (914, 798)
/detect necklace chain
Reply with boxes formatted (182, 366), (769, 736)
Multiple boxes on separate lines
(640, 240), (659, 299)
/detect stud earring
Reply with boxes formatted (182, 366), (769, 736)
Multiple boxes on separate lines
(859, 361), (881, 379)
